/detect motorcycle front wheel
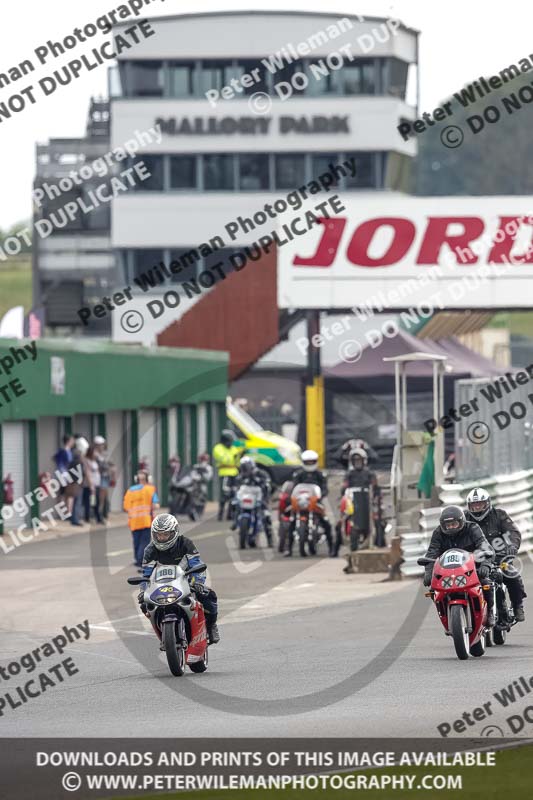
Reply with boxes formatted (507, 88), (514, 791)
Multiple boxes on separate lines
(163, 619), (186, 676)
(450, 605), (470, 660)
(239, 517), (250, 549)
(298, 520), (308, 557)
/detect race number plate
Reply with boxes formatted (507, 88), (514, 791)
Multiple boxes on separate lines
(440, 550), (465, 568)
(155, 565), (177, 582)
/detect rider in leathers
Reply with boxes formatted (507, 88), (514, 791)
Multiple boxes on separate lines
(287, 450), (333, 557)
(140, 513), (220, 644)
(232, 455), (273, 545)
(338, 448), (380, 568)
(423, 505), (496, 627)
(465, 487), (526, 622)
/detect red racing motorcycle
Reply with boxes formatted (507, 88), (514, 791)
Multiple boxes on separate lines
(418, 548), (492, 660)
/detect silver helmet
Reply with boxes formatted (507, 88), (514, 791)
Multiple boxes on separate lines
(151, 513), (180, 551)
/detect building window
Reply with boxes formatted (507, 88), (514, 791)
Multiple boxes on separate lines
(387, 58), (409, 99)
(344, 153), (375, 188)
(275, 154), (306, 189)
(170, 156), (196, 189)
(304, 60), (336, 95)
(234, 60), (269, 94)
(169, 248), (202, 283)
(198, 61), (239, 95)
(203, 155), (235, 190)
(311, 154), (340, 187)
(238, 154), (269, 190)
(274, 59), (306, 95)
(129, 61), (164, 97)
(131, 249), (166, 281)
(135, 155), (164, 191)
(167, 61), (195, 97)
(334, 60), (375, 94)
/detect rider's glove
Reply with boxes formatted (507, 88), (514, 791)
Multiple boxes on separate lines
(423, 567), (432, 587)
(506, 546), (518, 556)
(477, 563), (491, 580)
(142, 565), (153, 579)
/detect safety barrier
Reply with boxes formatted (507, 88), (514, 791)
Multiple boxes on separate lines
(400, 469), (533, 576)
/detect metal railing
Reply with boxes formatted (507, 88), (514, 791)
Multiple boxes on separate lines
(400, 469), (533, 576)
(455, 374), (533, 481)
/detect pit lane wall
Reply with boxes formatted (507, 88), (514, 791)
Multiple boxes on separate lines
(0, 339), (228, 532)
(400, 470), (533, 577)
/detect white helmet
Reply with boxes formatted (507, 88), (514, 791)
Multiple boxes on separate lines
(94, 435), (106, 446)
(75, 436), (89, 456)
(349, 447), (368, 468)
(466, 487), (491, 521)
(239, 455), (255, 477)
(301, 449), (319, 472)
(151, 513), (180, 551)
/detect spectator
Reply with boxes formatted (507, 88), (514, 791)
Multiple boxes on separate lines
(54, 434), (76, 521)
(84, 446), (102, 524)
(123, 470), (160, 569)
(54, 434), (74, 475)
(65, 435), (88, 527)
(94, 435), (112, 521)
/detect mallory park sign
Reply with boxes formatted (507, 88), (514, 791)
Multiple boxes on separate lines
(155, 115), (350, 135)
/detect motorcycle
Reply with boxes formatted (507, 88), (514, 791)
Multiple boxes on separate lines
(169, 463), (211, 521)
(290, 483), (326, 557)
(222, 476), (237, 521)
(234, 484), (265, 549)
(487, 554), (519, 647)
(127, 561), (209, 677)
(277, 480), (294, 553)
(418, 548), (492, 660)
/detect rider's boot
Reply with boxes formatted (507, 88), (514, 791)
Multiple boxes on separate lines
(208, 622), (221, 644)
(514, 605), (525, 622)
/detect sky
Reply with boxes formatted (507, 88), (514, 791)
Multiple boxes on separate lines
(0, 0), (531, 228)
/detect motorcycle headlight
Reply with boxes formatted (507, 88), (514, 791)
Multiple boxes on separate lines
(455, 575), (467, 587)
(441, 576), (455, 589)
(150, 589), (181, 605)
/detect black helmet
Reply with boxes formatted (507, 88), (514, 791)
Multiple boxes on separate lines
(220, 429), (234, 447)
(439, 505), (466, 535)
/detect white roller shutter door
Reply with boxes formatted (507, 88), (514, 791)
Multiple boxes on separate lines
(106, 411), (126, 512)
(1, 422), (29, 531)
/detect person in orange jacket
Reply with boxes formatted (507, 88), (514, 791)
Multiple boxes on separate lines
(123, 470), (160, 569)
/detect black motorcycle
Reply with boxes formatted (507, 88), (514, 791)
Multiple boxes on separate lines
(487, 554), (519, 646)
(169, 464), (211, 521)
